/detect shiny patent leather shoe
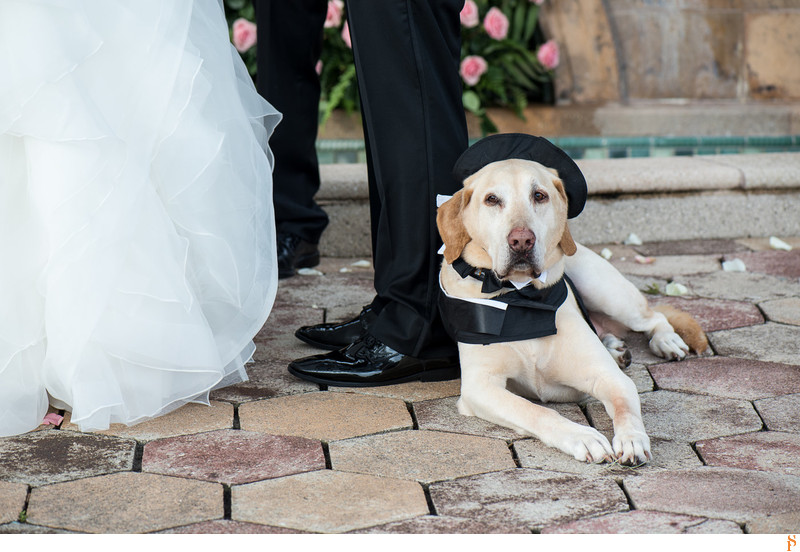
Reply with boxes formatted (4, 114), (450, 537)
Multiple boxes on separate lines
(277, 232), (320, 279)
(295, 305), (375, 350)
(288, 333), (459, 387)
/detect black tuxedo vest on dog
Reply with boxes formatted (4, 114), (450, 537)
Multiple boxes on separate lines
(438, 259), (595, 345)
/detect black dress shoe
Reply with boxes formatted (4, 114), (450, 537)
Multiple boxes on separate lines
(295, 305), (375, 350)
(288, 333), (459, 387)
(278, 232), (320, 279)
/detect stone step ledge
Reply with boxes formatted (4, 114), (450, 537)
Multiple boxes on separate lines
(318, 152), (800, 200)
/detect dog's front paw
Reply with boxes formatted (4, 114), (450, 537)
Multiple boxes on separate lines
(556, 425), (615, 464)
(602, 334), (631, 369)
(612, 428), (651, 466)
(649, 330), (689, 360)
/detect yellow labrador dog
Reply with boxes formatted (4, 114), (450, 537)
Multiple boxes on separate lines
(437, 138), (705, 466)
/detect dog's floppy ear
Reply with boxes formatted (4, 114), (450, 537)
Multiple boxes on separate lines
(436, 188), (473, 264)
(553, 177), (577, 256)
(560, 222), (577, 256)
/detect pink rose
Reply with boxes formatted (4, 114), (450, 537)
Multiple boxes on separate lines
(460, 0), (479, 28)
(341, 20), (352, 49)
(537, 39), (559, 70)
(460, 55), (488, 86)
(324, 0), (344, 29)
(530, 0), (545, 5)
(315, 60), (323, 75)
(232, 18), (257, 53)
(483, 7), (509, 41)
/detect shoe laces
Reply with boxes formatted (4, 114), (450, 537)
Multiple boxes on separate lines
(350, 333), (378, 360)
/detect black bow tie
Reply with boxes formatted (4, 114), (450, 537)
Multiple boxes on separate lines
(451, 257), (515, 294)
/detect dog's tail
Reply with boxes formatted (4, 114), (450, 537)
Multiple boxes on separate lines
(653, 304), (709, 354)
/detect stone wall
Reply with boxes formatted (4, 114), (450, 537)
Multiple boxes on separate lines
(540, 0), (800, 104)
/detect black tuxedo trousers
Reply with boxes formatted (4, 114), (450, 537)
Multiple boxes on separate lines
(258, 0), (469, 358)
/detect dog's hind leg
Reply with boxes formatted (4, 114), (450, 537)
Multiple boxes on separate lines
(601, 334), (631, 369)
(565, 244), (693, 360)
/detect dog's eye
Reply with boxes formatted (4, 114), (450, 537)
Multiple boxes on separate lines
(533, 191), (549, 204)
(484, 194), (501, 207)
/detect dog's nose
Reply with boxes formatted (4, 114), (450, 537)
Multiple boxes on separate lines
(508, 227), (535, 253)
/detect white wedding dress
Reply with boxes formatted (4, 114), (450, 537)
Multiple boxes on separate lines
(0, 0), (281, 436)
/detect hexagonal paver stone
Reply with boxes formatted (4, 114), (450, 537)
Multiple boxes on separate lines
(414, 396), (587, 440)
(238, 392), (411, 441)
(232, 469), (428, 533)
(350, 515), (530, 534)
(759, 297), (800, 326)
(27, 472), (222, 533)
(649, 296), (764, 332)
(157, 520), (304, 534)
(514, 438), (702, 475)
(623, 467), (800, 524)
(541, 510), (741, 534)
(586, 390), (762, 442)
(736, 237), (800, 252)
(329, 430), (515, 483)
(683, 272), (800, 303)
(649, 357), (800, 400)
(746, 511), (800, 534)
(142, 430), (324, 485)
(612, 254), (721, 278)
(62, 401), (234, 441)
(0, 430), (135, 486)
(710, 323), (800, 365)
(0, 523), (75, 534)
(723, 250), (800, 279)
(755, 394), (800, 432)
(696, 432), (800, 476)
(331, 380), (462, 402)
(636, 239), (750, 257)
(429, 469), (628, 530)
(0, 481), (27, 524)
(211, 357), (319, 404)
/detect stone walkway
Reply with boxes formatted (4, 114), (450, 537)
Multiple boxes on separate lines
(1, 237), (799, 534)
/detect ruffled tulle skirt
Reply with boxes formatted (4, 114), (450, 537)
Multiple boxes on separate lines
(0, 0), (280, 435)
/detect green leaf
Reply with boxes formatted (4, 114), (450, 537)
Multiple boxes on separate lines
(225, 0), (247, 10)
(643, 283), (662, 296)
(319, 64), (357, 127)
(508, 2), (526, 42)
(462, 90), (483, 113)
(522, 4), (540, 42)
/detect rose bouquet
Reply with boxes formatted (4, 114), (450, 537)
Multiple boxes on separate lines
(224, 0), (558, 135)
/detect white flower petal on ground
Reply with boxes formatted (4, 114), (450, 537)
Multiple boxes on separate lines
(769, 236), (793, 251)
(722, 258), (747, 272)
(665, 282), (689, 296)
(624, 233), (643, 246)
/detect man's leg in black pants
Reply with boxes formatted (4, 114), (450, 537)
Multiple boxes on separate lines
(256, 0), (329, 278)
(348, 0), (469, 358)
(288, 0), (469, 386)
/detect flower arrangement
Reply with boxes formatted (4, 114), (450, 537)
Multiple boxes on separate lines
(223, 0), (557, 135)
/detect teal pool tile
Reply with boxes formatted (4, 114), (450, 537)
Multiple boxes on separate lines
(654, 136), (699, 148)
(699, 136), (742, 146)
(630, 147), (651, 157)
(651, 148), (675, 157)
(317, 151), (335, 164)
(695, 147), (719, 155)
(582, 148), (607, 159)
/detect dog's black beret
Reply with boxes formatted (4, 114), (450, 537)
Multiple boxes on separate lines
(452, 133), (587, 219)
